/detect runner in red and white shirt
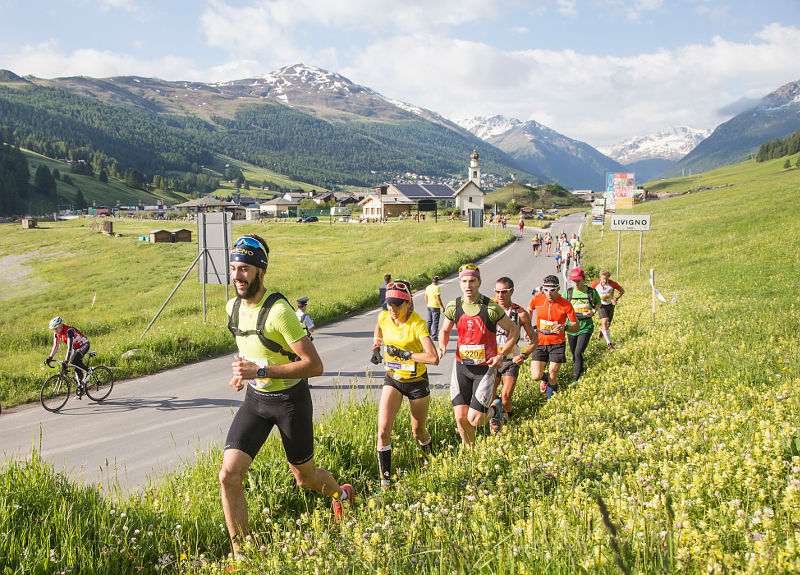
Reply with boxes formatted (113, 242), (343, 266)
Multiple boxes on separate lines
(46, 316), (91, 382)
(590, 269), (625, 349)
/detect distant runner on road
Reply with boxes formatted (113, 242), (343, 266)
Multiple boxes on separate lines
(221, 234), (354, 557)
(370, 280), (439, 489)
(591, 270), (625, 350)
(527, 274), (578, 399)
(563, 268), (601, 382)
(492, 277), (537, 421)
(438, 263), (519, 443)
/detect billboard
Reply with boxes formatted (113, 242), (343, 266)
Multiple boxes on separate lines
(606, 173), (635, 209)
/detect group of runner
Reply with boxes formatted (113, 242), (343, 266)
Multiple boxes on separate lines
(203, 231), (625, 556)
(370, 257), (625, 490)
(531, 230), (583, 274)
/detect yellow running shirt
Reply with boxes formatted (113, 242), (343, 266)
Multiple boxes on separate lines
(226, 291), (308, 392)
(378, 309), (430, 380)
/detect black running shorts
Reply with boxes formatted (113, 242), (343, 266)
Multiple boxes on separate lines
(384, 373), (430, 400)
(598, 304), (615, 322)
(225, 379), (314, 465)
(450, 360), (496, 413)
(531, 342), (567, 364)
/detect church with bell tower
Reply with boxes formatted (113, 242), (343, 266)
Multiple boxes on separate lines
(454, 148), (485, 213)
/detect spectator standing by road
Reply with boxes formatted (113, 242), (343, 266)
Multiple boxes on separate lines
(379, 273), (391, 311)
(295, 297), (315, 340)
(438, 264), (519, 443)
(221, 235), (354, 558)
(424, 276), (444, 341)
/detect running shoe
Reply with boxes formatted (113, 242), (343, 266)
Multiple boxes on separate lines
(332, 484), (355, 519)
(607, 343), (615, 350)
(540, 379), (547, 393)
(489, 399), (504, 434)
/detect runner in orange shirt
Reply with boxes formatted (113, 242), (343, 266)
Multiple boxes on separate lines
(527, 274), (578, 399)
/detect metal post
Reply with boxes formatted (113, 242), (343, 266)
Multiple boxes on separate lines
(141, 252), (203, 338)
(222, 213), (230, 301)
(651, 268), (656, 325)
(616, 231), (621, 279)
(638, 231), (643, 277)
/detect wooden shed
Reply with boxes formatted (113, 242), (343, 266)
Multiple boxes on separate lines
(170, 228), (192, 242)
(149, 229), (172, 243)
(21, 217), (38, 229)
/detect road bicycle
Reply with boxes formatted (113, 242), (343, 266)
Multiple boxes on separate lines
(40, 351), (114, 412)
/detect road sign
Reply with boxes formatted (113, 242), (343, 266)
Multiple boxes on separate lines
(592, 217), (604, 226)
(610, 214), (651, 231)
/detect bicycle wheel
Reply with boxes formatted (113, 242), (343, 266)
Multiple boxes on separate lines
(41, 373), (72, 412)
(85, 366), (114, 401)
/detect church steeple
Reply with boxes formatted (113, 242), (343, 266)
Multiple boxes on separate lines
(469, 149), (481, 187)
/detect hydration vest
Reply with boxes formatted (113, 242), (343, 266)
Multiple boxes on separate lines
(227, 292), (299, 362)
(453, 296), (498, 366)
(496, 303), (523, 355)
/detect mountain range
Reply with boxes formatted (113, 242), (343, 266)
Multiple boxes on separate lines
(1, 63), (799, 197)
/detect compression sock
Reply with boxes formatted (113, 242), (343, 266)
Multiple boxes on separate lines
(542, 372), (550, 384)
(601, 330), (612, 345)
(377, 445), (392, 487)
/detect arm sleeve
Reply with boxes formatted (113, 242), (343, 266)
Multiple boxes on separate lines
(49, 334), (60, 358)
(565, 303), (578, 323)
(609, 280), (623, 293)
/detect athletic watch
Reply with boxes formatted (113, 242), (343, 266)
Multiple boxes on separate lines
(256, 367), (268, 379)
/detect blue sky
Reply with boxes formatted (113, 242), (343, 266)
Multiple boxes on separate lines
(1, 0), (799, 146)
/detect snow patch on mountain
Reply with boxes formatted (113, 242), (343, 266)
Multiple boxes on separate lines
(456, 115), (522, 140)
(599, 126), (711, 164)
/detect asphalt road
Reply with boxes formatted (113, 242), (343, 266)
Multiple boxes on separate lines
(1, 213), (585, 492)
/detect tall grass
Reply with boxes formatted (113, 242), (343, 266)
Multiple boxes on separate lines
(3, 154), (800, 574)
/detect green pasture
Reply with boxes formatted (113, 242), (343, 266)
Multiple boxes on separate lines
(0, 218), (512, 407)
(3, 153), (800, 574)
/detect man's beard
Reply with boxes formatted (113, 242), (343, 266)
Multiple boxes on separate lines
(237, 276), (261, 299)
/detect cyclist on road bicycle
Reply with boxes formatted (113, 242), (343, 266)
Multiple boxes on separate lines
(46, 316), (91, 383)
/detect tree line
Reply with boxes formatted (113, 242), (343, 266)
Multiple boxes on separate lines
(756, 127), (800, 162)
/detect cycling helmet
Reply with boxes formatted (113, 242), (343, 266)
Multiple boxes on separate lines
(49, 316), (64, 330)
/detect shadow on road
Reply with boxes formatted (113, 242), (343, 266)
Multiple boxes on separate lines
(318, 331), (375, 338)
(50, 396), (241, 415)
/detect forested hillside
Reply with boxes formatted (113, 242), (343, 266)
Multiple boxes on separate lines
(757, 126), (800, 161)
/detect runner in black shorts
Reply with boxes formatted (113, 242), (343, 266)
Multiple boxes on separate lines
(370, 280), (439, 489)
(491, 277), (537, 422)
(438, 264), (519, 444)
(220, 235), (355, 557)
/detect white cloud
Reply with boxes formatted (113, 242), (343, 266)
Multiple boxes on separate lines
(511, 26), (530, 34)
(555, 0), (577, 17)
(4, 41), (204, 80)
(344, 24), (800, 146)
(98, 0), (139, 13)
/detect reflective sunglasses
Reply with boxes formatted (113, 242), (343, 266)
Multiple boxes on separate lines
(386, 281), (411, 293)
(541, 287), (559, 293)
(494, 288), (513, 294)
(458, 263), (479, 272)
(234, 236), (268, 259)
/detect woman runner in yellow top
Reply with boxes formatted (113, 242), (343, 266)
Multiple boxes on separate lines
(369, 280), (439, 489)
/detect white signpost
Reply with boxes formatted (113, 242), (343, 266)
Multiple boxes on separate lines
(609, 214), (652, 278)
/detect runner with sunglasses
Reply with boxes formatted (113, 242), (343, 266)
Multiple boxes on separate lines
(438, 264), (520, 444)
(491, 277), (538, 423)
(527, 274), (578, 400)
(220, 235), (354, 558)
(369, 280), (439, 489)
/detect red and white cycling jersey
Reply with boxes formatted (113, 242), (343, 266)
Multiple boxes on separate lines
(50, 325), (89, 357)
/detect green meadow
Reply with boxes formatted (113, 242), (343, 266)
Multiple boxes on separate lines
(3, 153), (800, 574)
(0, 218), (512, 408)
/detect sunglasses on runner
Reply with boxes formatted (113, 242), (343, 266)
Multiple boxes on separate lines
(234, 236), (268, 256)
(494, 288), (512, 294)
(458, 263), (479, 272)
(541, 287), (558, 293)
(386, 281), (411, 293)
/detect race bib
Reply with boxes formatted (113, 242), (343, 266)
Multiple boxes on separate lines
(573, 301), (591, 316)
(246, 357), (272, 389)
(386, 359), (416, 373)
(459, 344), (486, 365)
(539, 319), (559, 335)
